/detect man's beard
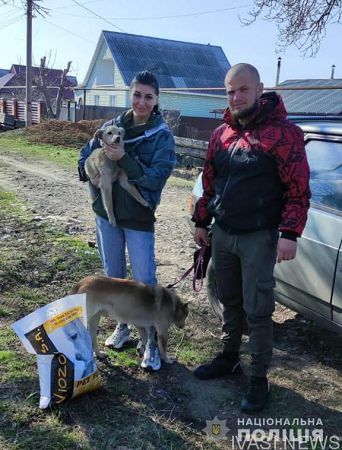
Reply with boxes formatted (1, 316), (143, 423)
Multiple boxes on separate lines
(232, 98), (259, 121)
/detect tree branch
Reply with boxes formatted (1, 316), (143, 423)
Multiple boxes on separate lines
(241, 0), (342, 56)
(55, 61), (72, 119)
(39, 56), (54, 118)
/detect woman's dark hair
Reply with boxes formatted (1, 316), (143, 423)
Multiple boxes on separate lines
(130, 70), (159, 95)
(130, 70), (160, 113)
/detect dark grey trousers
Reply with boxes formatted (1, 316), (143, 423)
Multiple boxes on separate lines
(211, 223), (279, 377)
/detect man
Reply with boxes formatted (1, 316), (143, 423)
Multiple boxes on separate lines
(192, 63), (310, 412)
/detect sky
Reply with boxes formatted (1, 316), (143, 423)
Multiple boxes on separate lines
(1, 0), (342, 88)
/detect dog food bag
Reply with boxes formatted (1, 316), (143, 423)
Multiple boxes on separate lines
(12, 293), (102, 409)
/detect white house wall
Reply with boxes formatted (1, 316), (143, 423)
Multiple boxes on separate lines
(87, 41), (114, 86)
(159, 92), (227, 118)
(74, 89), (226, 117)
(76, 40), (128, 107)
(74, 39), (227, 117)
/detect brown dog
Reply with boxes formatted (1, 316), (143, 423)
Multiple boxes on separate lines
(85, 125), (149, 226)
(69, 275), (189, 364)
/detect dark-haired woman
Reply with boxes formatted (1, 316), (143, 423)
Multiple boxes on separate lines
(78, 71), (176, 371)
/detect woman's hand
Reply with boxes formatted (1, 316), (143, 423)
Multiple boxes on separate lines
(89, 172), (101, 187)
(104, 142), (125, 161)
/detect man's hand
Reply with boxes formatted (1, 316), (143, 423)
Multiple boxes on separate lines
(194, 227), (211, 247)
(277, 238), (297, 263)
(104, 142), (125, 161)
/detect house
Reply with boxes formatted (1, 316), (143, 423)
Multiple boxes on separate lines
(0, 68), (8, 78)
(0, 64), (77, 104)
(75, 31), (231, 118)
(274, 79), (342, 115)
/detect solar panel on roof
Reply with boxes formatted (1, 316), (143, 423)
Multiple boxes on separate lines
(102, 30), (230, 94)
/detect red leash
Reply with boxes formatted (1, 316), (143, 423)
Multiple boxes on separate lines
(167, 246), (208, 292)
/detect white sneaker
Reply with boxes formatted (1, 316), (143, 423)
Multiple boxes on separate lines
(141, 339), (161, 371)
(105, 324), (131, 349)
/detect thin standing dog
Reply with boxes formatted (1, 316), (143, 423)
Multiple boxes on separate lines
(69, 275), (189, 365)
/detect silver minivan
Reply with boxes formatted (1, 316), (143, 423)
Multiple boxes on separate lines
(188, 118), (342, 334)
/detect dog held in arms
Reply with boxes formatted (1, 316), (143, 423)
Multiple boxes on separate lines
(69, 275), (189, 364)
(85, 125), (149, 226)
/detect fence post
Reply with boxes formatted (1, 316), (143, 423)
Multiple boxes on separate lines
(0, 98), (5, 113)
(37, 101), (42, 124)
(13, 99), (18, 119)
(82, 89), (86, 120)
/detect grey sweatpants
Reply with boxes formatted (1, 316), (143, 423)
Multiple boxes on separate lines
(211, 223), (279, 377)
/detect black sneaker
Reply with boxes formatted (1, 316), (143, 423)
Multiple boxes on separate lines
(193, 353), (242, 380)
(241, 376), (269, 413)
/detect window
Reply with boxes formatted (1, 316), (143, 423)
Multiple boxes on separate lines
(109, 95), (116, 107)
(94, 95), (100, 106)
(305, 139), (342, 212)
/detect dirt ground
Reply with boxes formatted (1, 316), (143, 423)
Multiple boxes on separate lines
(0, 143), (341, 448)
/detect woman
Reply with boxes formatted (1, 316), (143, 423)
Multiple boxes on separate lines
(78, 71), (176, 371)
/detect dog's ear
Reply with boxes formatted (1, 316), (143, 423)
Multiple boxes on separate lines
(93, 129), (103, 141)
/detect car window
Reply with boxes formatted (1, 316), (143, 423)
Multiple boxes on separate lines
(305, 139), (342, 212)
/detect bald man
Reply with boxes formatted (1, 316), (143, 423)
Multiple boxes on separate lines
(192, 63), (310, 412)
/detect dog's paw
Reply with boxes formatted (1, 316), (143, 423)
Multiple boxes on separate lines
(95, 350), (107, 359)
(164, 355), (177, 364)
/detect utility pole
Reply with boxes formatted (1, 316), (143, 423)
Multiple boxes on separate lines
(275, 57), (282, 86)
(26, 0), (33, 127)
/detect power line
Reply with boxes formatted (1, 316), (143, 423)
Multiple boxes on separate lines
(0, 7), (22, 21)
(0, 13), (24, 29)
(51, 3), (252, 21)
(105, 4), (253, 21)
(54, 0), (105, 10)
(44, 19), (97, 44)
(70, 0), (127, 32)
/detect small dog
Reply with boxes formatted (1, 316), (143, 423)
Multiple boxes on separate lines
(85, 125), (149, 226)
(69, 275), (189, 364)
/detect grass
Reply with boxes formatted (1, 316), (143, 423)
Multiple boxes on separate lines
(0, 134), (197, 190)
(167, 176), (194, 189)
(0, 134), (79, 167)
(2, 135), (341, 448)
(0, 188), (223, 450)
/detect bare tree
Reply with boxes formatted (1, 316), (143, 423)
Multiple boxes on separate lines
(1, 0), (49, 15)
(39, 57), (72, 119)
(242, 0), (342, 56)
(55, 61), (72, 119)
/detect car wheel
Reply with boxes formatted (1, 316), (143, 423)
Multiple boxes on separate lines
(206, 258), (223, 321)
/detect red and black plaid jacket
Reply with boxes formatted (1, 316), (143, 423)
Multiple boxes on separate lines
(192, 92), (311, 239)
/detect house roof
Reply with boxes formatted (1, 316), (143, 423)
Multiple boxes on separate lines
(274, 79), (342, 115)
(0, 72), (14, 89)
(66, 75), (78, 85)
(0, 68), (8, 78)
(82, 31), (230, 95)
(6, 64), (77, 87)
(0, 64), (77, 101)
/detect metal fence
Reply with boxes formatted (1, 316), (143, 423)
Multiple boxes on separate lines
(0, 98), (45, 125)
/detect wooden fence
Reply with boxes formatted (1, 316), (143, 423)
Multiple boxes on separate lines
(71, 104), (222, 141)
(75, 105), (126, 122)
(0, 98), (45, 125)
